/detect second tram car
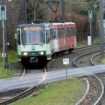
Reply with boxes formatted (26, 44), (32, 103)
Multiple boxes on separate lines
(15, 22), (76, 67)
(51, 22), (76, 53)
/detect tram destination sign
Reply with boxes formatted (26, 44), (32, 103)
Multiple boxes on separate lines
(0, 5), (6, 20)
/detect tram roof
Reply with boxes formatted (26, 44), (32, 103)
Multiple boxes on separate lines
(52, 22), (76, 28)
(18, 23), (51, 28)
(17, 22), (76, 28)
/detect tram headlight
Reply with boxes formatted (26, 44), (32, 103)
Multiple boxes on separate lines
(23, 52), (28, 56)
(40, 51), (44, 55)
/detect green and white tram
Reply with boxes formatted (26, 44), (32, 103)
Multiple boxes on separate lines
(16, 23), (52, 66)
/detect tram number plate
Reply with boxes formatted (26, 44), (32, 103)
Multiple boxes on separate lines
(30, 57), (38, 63)
(63, 58), (69, 65)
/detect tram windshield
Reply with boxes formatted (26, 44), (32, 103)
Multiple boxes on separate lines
(22, 26), (45, 45)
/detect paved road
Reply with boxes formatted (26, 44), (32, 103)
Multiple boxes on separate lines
(0, 64), (105, 93)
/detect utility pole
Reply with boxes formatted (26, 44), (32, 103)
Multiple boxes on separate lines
(60, 0), (65, 22)
(88, 0), (98, 45)
(88, 2), (93, 45)
(2, 19), (7, 69)
(0, 5), (8, 69)
(99, 0), (104, 56)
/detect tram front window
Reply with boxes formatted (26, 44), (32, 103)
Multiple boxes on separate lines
(22, 26), (45, 45)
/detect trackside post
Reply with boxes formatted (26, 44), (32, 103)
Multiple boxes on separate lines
(63, 58), (70, 105)
(0, 5), (8, 69)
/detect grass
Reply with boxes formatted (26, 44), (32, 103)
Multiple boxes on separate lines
(10, 78), (86, 105)
(0, 67), (14, 79)
(0, 50), (16, 79)
(99, 56), (105, 64)
(77, 40), (87, 48)
(8, 51), (17, 63)
(93, 38), (100, 44)
(77, 37), (101, 48)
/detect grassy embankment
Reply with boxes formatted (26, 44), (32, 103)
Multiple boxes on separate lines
(0, 50), (16, 79)
(10, 78), (86, 105)
(77, 40), (87, 48)
(77, 37), (100, 48)
(99, 57), (105, 64)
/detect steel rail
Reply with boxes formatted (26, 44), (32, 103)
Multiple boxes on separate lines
(90, 52), (105, 105)
(73, 48), (104, 105)
(92, 74), (104, 105)
(90, 51), (105, 65)
(72, 49), (101, 67)
(0, 68), (47, 105)
(75, 78), (90, 105)
(74, 44), (100, 52)
(90, 52), (100, 65)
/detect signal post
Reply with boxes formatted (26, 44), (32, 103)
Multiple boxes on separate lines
(0, 5), (8, 69)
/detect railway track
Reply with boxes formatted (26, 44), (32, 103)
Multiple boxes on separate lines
(0, 68), (47, 105)
(47, 44), (102, 70)
(76, 75), (104, 105)
(72, 46), (105, 105)
(90, 51), (105, 105)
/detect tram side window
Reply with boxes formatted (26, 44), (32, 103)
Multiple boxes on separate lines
(57, 28), (63, 38)
(67, 27), (76, 36)
(64, 28), (67, 35)
(71, 28), (75, 36)
(17, 29), (21, 45)
(41, 30), (45, 43)
(50, 29), (53, 39)
(21, 29), (26, 45)
(67, 28), (71, 36)
(50, 29), (56, 39)
(71, 28), (73, 35)
(66, 28), (70, 36)
(54, 29), (57, 39)
(61, 28), (64, 37)
(46, 30), (50, 43)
